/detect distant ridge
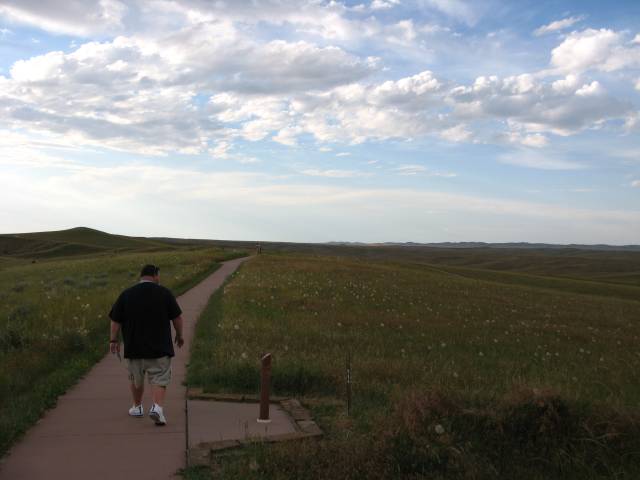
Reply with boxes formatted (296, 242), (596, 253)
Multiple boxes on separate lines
(152, 234), (640, 253)
(326, 241), (640, 252)
(2, 227), (639, 258)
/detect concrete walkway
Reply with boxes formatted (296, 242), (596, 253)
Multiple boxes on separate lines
(0, 256), (250, 480)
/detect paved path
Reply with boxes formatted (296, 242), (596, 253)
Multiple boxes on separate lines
(0, 256), (251, 480)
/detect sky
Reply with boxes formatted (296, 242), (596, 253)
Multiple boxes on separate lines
(0, 0), (639, 244)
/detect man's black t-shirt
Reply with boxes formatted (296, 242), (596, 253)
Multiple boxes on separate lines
(109, 281), (182, 359)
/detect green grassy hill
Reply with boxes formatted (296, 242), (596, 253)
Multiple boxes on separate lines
(0, 227), (170, 259)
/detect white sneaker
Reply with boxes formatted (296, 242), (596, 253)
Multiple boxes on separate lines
(149, 404), (166, 426)
(128, 404), (144, 417)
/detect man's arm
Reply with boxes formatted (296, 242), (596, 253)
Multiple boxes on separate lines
(110, 320), (121, 354)
(172, 316), (184, 348)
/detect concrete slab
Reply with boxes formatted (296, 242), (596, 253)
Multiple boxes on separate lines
(188, 400), (298, 445)
(0, 256), (251, 480)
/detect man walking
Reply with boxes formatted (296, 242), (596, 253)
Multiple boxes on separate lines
(109, 264), (184, 426)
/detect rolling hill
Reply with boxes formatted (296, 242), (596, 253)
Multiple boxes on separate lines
(0, 227), (169, 259)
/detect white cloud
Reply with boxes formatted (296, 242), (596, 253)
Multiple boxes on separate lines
(520, 133), (548, 148)
(534, 16), (584, 36)
(499, 150), (585, 170)
(575, 80), (603, 96)
(450, 73), (630, 136)
(632, 180), (640, 188)
(10, 50), (69, 82)
(501, 131), (549, 148)
(371, 0), (400, 10)
(440, 124), (472, 142)
(625, 112), (640, 132)
(569, 188), (596, 193)
(142, 0), (451, 53)
(7, 20), (377, 95)
(551, 29), (619, 73)
(435, 172), (458, 178)
(396, 164), (427, 175)
(210, 71), (445, 147)
(552, 74), (580, 94)
(284, 70), (446, 143)
(385, 19), (418, 45)
(0, 0), (127, 36)
(300, 169), (367, 178)
(272, 126), (302, 146)
(143, 0), (364, 42)
(550, 28), (640, 74)
(394, 164), (457, 177)
(211, 141), (231, 158)
(3, 34), (632, 157)
(0, 24), (377, 155)
(0, 8), (637, 160)
(635, 78), (640, 91)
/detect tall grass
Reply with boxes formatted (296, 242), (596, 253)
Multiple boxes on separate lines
(187, 253), (640, 479)
(0, 247), (244, 456)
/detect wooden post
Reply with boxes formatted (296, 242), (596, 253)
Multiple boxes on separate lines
(258, 353), (272, 423)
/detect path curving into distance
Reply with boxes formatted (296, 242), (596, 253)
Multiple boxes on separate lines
(0, 256), (251, 480)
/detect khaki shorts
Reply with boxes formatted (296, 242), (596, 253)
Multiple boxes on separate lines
(126, 356), (172, 387)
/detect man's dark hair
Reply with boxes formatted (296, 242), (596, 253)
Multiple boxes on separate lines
(140, 264), (160, 277)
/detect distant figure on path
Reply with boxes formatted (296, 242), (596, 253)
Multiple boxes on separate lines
(109, 264), (184, 426)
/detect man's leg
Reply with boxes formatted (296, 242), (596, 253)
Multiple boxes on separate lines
(149, 357), (171, 407)
(147, 358), (171, 425)
(152, 385), (166, 407)
(126, 359), (145, 416)
(127, 359), (145, 406)
(130, 382), (144, 406)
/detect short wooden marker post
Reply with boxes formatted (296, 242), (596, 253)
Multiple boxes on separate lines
(258, 353), (272, 423)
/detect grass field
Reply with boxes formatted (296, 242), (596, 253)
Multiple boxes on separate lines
(187, 252), (640, 479)
(0, 245), (246, 456)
